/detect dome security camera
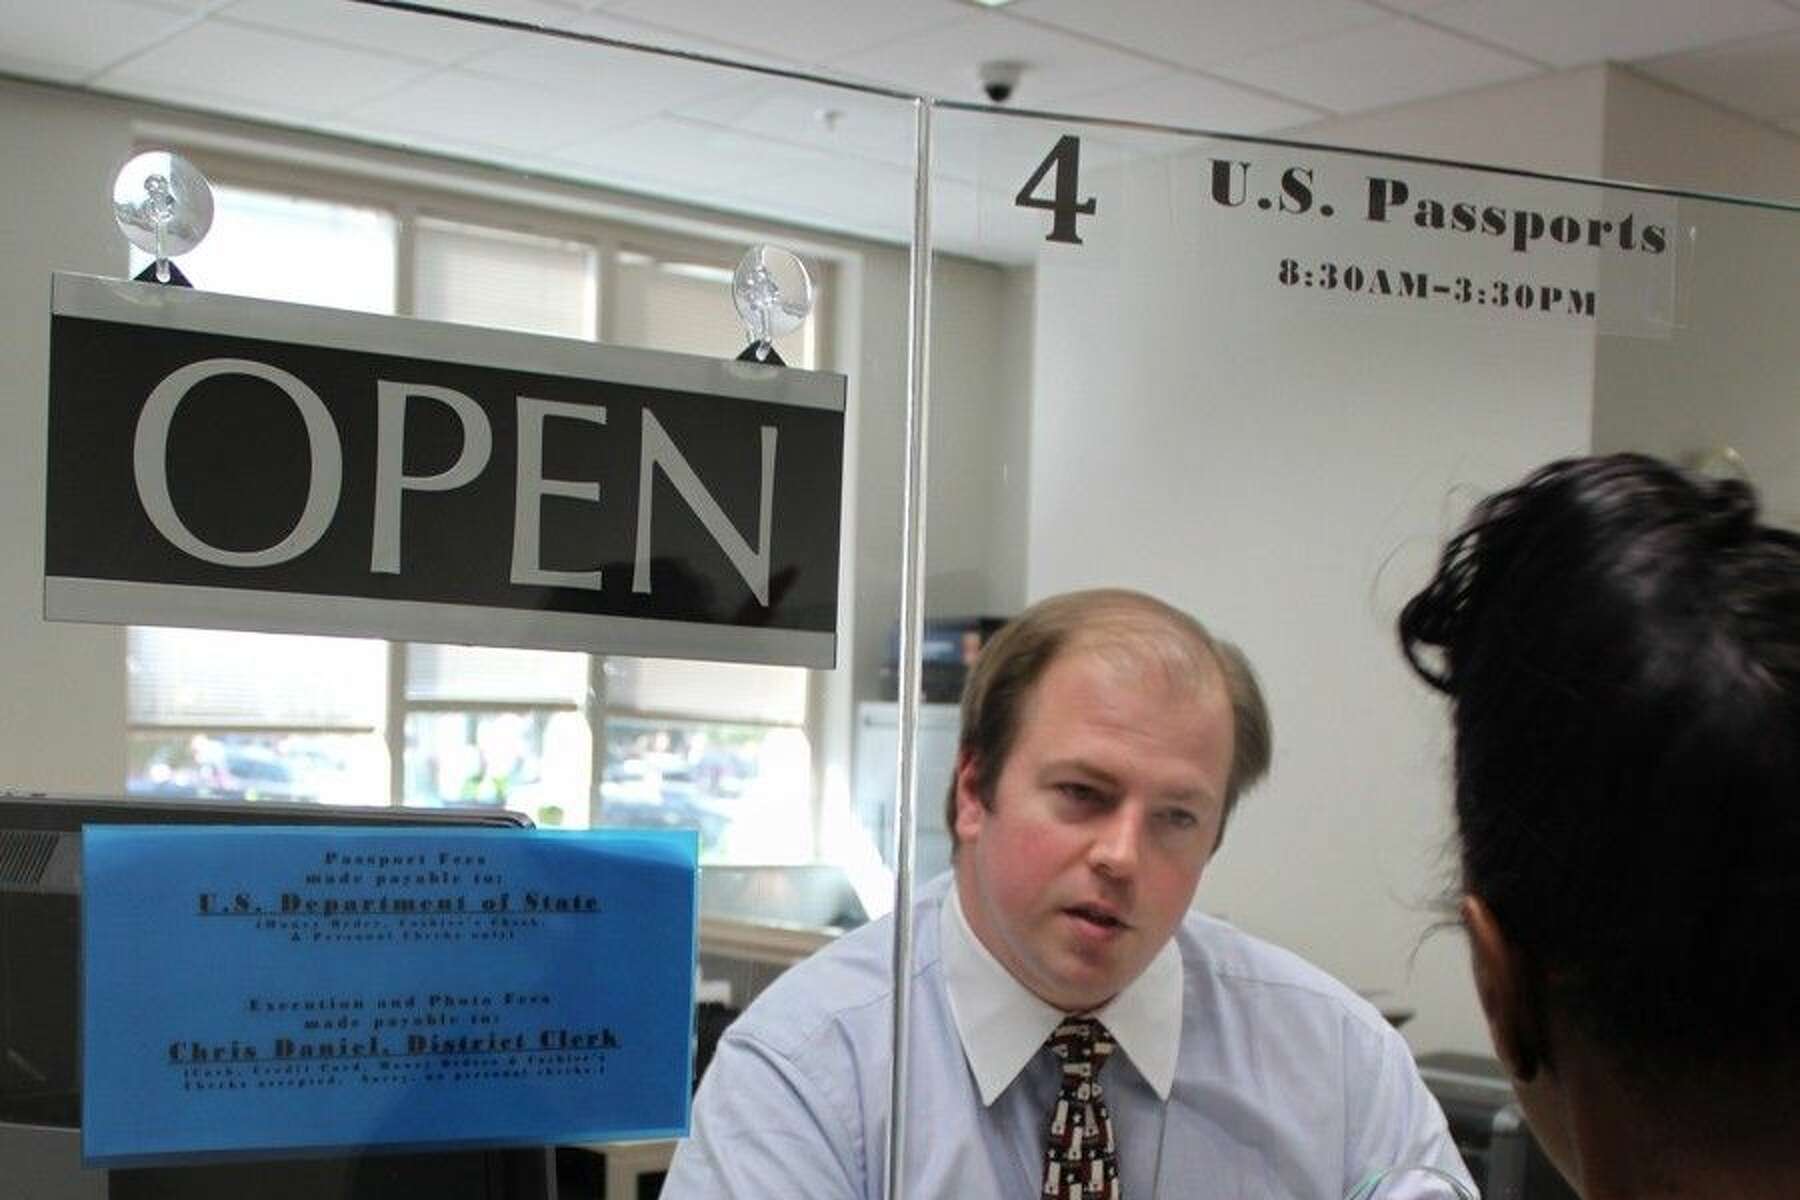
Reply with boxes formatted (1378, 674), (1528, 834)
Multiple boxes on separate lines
(978, 60), (1025, 105)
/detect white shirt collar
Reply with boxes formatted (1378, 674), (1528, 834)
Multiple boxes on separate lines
(940, 881), (1182, 1105)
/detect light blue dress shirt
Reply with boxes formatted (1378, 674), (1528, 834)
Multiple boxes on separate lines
(663, 873), (1471, 1199)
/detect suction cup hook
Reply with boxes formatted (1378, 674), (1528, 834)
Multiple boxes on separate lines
(113, 150), (213, 287)
(731, 244), (813, 366)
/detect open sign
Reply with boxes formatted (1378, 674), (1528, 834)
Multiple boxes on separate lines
(46, 274), (844, 667)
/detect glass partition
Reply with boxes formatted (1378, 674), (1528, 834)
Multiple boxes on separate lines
(11, 3), (1800, 1198)
(916, 94), (1798, 1198)
(7, 7), (929, 1199)
(104, 20), (931, 913)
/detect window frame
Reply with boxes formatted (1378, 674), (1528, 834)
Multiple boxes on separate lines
(123, 145), (841, 845)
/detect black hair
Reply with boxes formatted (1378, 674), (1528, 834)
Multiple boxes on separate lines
(1399, 453), (1800, 1075)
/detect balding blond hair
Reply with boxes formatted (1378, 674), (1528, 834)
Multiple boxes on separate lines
(944, 588), (1272, 849)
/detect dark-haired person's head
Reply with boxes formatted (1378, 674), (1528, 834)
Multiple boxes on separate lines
(1400, 453), (1800, 1199)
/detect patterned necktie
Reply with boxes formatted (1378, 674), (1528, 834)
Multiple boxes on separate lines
(1040, 1017), (1121, 1200)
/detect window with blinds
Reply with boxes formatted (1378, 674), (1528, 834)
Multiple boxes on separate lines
(126, 188), (397, 807)
(612, 248), (815, 365)
(123, 169), (825, 864)
(593, 245), (817, 859)
(126, 628), (389, 807)
(130, 628), (387, 728)
(131, 184), (397, 313)
(413, 216), (597, 338)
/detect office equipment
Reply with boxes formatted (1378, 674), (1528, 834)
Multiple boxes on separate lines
(1415, 1052), (1577, 1200)
(557, 1138), (676, 1200)
(698, 863), (868, 932)
(880, 616), (1007, 702)
(0, 793), (555, 1200)
(695, 864), (865, 1019)
(853, 701), (959, 884)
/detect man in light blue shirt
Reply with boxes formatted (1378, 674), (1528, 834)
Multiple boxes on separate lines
(664, 589), (1469, 1199)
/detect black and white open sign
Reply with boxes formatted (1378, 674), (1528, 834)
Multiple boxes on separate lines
(45, 274), (845, 668)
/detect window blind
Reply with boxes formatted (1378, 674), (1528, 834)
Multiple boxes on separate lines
(405, 644), (588, 706)
(135, 184), (397, 314)
(604, 656), (807, 725)
(413, 216), (597, 339)
(612, 249), (814, 366)
(128, 628), (385, 729)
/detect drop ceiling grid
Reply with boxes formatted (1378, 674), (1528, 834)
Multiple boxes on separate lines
(1, 0), (1795, 255)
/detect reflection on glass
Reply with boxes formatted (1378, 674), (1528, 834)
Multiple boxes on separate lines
(402, 710), (590, 829)
(596, 716), (812, 863)
(126, 629), (388, 807)
(126, 731), (384, 806)
(1344, 1164), (1478, 1200)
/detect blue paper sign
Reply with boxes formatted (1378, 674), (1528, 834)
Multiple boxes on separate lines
(81, 826), (697, 1165)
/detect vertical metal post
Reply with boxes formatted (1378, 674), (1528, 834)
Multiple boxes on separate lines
(884, 96), (933, 1200)
(385, 209), (417, 809)
(385, 642), (407, 805)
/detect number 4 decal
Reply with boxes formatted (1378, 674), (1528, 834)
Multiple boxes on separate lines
(1015, 135), (1097, 245)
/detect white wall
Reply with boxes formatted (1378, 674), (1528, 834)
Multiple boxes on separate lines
(1002, 65), (1800, 1060)
(0, 83), (133, 793)
(1297, 64), (1610, 178)
(924, 259), (1034, 618)
(1021, 156), (1593, 1059)
(1602, 66), (1800, 204)
(1590, 68), (1800, 520)
(1005, 75), (1632, 1057)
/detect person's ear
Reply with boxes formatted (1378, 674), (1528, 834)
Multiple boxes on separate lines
(1463, 893), (1540, 1082)
(952, 751), (988, 846)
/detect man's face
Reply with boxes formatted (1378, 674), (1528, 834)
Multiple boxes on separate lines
(953, 645), (1234, 1012)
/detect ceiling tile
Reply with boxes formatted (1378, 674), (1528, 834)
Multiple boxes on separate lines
(549, 116), (940, 250)
(725, 158), (920, 239)
(674, 90), (1108, 190)
(455, 30), (758, 133)
(552, 115), (847, 178)
(1011, 0), (1390, 69)
(1424, 0), (1800, 70)
(1212, 18), (1538, 113)
(337, 67), (610, 154)
(113, 0), (210, 11)
(17, 0), (1800, 262)
(601, 0), (968, 64)
(562, 8), (806, 65)
(829, 13), (1166, 107)
(0, 0), (193, 85)
(218, 0), (514, 65)
(412, 0), (587, 22)
(1636, 30), (1800, 120)
(1058, 69), (1324, 134)
(95, 17), (435, 117)
(928, 110), (1154, 190)
(674, 84), (924, 170)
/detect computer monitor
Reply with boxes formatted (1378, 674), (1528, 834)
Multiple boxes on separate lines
(0, 793), (556, 1200)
